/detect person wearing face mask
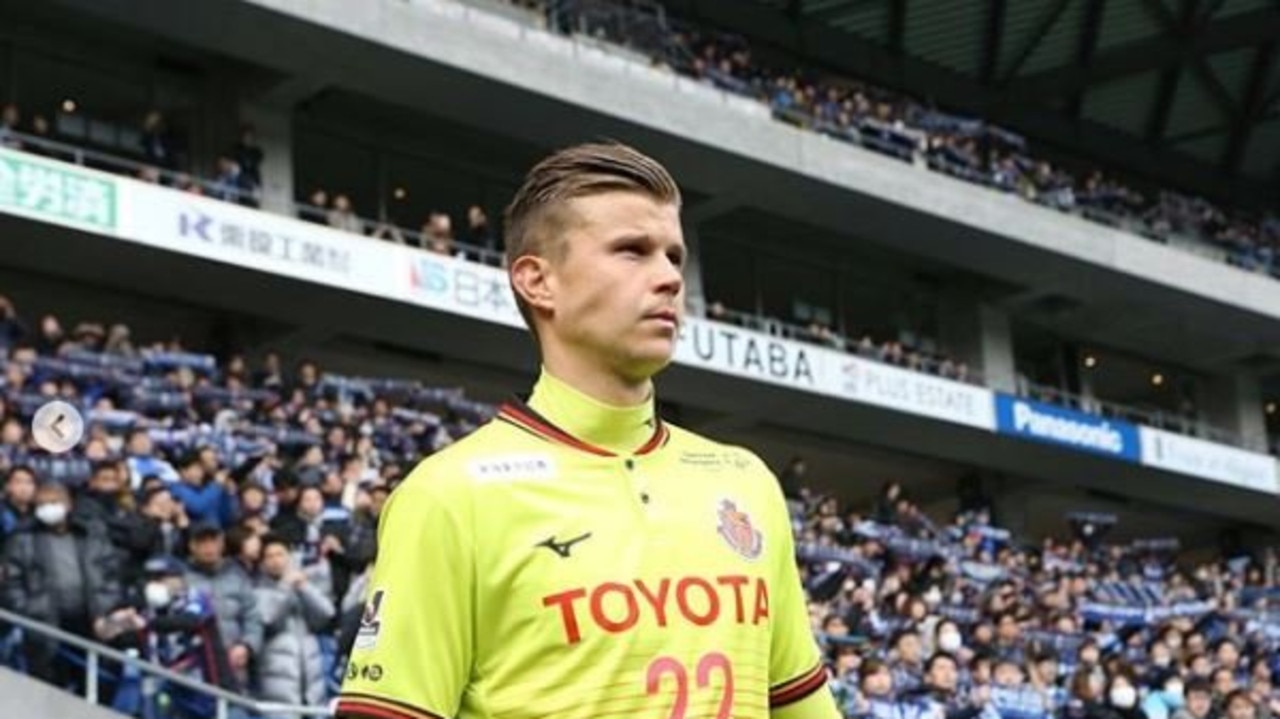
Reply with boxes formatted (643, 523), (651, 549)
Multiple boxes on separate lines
(0, 482), (127, 688)
(133, 556), (240, 719)
(936, 620), (966, 656)
(1100, 673), (1149, 719)
(1142, 670), (1186, 719)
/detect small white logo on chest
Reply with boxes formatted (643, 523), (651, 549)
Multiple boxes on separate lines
(468, 453), (558, 482)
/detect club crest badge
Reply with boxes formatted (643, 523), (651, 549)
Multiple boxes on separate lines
(716, 499), (763, 560)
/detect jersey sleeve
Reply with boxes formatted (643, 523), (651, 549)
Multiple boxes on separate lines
(336, 466), (475, 719)
(762, 467), (841, 718)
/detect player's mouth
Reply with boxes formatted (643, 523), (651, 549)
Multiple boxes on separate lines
(643, 309), (679, 329)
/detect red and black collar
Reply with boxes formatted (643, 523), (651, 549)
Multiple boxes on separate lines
(497, 396), (670, 457)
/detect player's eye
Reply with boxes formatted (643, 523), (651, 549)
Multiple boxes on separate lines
(667, 250), (685, 268)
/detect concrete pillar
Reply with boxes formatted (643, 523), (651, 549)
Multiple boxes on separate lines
(682, 222), (708, 317)
(938, 287), (1017, 393)
(1199, 370), (1267, 450)
(239, 103), (295, 215)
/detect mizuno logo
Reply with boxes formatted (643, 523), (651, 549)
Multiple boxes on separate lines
(536, 532), (592, 558)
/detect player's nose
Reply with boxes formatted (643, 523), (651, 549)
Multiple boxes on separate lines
(653, 256), (683, 296)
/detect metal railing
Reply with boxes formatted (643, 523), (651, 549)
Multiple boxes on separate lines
(0, 606), (332, 719)
(0, 130), (507, 267)
(1020, 381), (1262, 452)
(703, 303), (986, 386)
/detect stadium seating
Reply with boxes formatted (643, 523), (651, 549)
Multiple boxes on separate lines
(1, 299), (1277, 719)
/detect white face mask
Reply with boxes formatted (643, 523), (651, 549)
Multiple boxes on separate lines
(144, 582), (173, 609)
(1110, 686), (1137, 708)
(35, 503), (67, 526)
(924, 587), (942, 606)
(938, 631), (963, 653)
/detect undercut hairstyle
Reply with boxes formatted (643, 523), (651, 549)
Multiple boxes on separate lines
(503, 142), (682, 335)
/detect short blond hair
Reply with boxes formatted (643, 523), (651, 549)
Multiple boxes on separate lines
(504, 142), (682, 333)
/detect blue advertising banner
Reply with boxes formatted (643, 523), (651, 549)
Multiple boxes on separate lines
(994, 394), (1140, 462)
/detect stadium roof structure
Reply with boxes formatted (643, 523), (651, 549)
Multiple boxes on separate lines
(669, 0), (1280, 208)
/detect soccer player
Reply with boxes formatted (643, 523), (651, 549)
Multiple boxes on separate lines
(336, 143), (839, 719)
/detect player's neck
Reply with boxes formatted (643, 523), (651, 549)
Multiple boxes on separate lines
(527, 367), (657, 454)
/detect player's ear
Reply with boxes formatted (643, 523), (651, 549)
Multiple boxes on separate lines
(510, 254), (555, 312)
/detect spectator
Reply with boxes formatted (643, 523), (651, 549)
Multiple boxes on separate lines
(874, 481), (903, 525)
(225, 524), (262, 577)
(183, 522), (264, 688)
(1223, 691), (1257, 719)
(72, 461), (156, 583)
(1101, 672), (1146, 719)
(34, 313), (64, 355)
(27, 113), (51, 153)
(423, 211), (455, 255)
(237, 481), (270, 528)
(326, 194), (364, 235)
(1144, 671), (1188, 719)
(1173, 678), (1214, 719)
(856, 658), (898, 718)
(103, 323), (137, 357)
(464, 204), (498, 257)
(0, 295), (26, 348)
(1, 482), (126, 686)
(135, 555), (241, 719)
(1212, 666), (1237, 698)
(140, 110), (175, 169)
(254, 533), (335, 708)
(779, 455), (807, 500)
(1059, 666), (1105, 719)
(231, 124), (264, 189)
(1, 464), (36, 544)
(169, 450), (236, 528)
(270, 484), (343, 587)
(906, 651), (993, 719)
(298, 189), (329, 224)
(137, 484), (189, 558)
(890, 628), (926, 693)
(125, 428), (180, 489)
(0, 103), (20, 149)
(211, 155), (255, 206)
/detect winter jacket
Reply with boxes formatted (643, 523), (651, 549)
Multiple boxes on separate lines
(1, 519), (123, 623)
(254, 574), (336, 706)
(168, 480), (237, 528)
(184, 559), (263, 655)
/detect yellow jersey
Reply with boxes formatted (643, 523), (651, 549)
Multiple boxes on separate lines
(337, 372), (837, 719)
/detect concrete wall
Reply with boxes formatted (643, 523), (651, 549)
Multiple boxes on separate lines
(0, 667), (128, 719)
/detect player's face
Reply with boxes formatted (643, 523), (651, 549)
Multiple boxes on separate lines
(546, 191), (685, 382)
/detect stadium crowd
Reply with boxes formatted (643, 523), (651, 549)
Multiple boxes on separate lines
(0, 296), (1276, 719)
(3, 98), (981, 390)
(546, 0), (1279, 274)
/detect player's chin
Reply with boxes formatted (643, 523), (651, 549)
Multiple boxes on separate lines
(626, 338), (676, 374)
